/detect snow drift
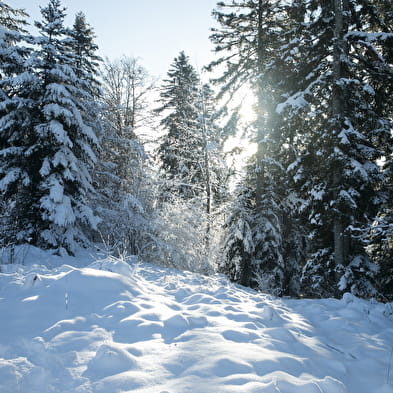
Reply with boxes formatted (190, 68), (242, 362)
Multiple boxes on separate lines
(0, 247), (392, 393)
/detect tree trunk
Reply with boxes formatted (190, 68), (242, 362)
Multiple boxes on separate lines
(332, 0), (349, 270)
(200, 88), (212, 252)
(255, 0), (266, 211)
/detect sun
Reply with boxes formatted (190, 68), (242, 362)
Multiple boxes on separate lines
(238, 99), (257, 125)
(222, 90), (258, 167)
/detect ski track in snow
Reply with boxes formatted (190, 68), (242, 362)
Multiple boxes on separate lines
(0, 250), (392, 393)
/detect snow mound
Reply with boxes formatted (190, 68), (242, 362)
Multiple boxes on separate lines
(0, 254), (392, 393)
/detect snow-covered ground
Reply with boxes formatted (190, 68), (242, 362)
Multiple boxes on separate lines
(0, 247), (392, 393)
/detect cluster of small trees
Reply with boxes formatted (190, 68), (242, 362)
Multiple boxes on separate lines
(1, 0), (392, 300)
(0, 0), (227, 272)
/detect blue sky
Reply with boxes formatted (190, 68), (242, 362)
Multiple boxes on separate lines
(8, 0), (219, 77)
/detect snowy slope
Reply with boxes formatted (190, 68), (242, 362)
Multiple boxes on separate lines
(0, 248), (392, 393)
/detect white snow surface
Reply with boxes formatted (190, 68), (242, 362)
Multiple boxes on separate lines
(0, 247), (392, 393)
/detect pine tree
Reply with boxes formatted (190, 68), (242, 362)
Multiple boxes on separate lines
(209, 0), (290, 294)
(68, 12), (100, 84)
(22, 0), (99, 253)
(0, 1), (36, 245)
(275, 0), (393, 298)
(153, 51), (228, 271)
(220, 179), (255, 287)
(156, 51), (206, 199)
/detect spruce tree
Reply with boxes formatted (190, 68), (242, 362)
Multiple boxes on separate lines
(38, 0), (99, 252)
(220, 179), (255, 287)
(68, 12), (100, 84)
(153, 51), (228, 271)
(0, 1), (36, 245)
(275, 0), (393, 298)
(68, 10), (102, 138)
(209, 0), (290, 294)
(23, 0), (99, 253)
(156, 51), (205, 199)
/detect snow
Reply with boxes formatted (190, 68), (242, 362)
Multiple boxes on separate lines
(345, 31), (393, 42)
(276, 94), (308, 115)
(0, 168), (22, 191)
(0, 248), (392, 393)
(40, 178), (76, 226)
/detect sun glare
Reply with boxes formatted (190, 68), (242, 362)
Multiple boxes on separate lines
(239, 100), (257, 125)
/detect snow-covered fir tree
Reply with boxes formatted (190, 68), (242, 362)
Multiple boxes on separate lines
(220, 154), (287, 295)
(209, 0), (292, 294)
(153, 51), (228, 271)
(0, 1), (36, 246)
(9, 0), (100, 254)
(275, 0), (393, 298)
(220, 170), (255, 287)
(68, 12), (100, 85)
(156, 51), (206, 199)
(0, 0), (29, 79)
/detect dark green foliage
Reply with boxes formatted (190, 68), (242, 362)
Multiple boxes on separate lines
(220, 178), (255, 287)
(210, 0), (292, 295)
(213, 0), (393, 299)
(156, 51), (227, 202)
(156, 51), (204, 198)
(0, 1), (35, 245)
(0, 0), (100, 253)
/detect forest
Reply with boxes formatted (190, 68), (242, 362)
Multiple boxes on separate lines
(0, 0), (392, 301)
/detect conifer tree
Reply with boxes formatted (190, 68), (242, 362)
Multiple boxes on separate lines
(220, 181), (254, 287)
(68, 12), (100, 85)
(68, 10), (102, 139)
(276, 0), (393, 298)
(0, 1), (36, 245)
(153, 51), (228, 271)
(2, 0), (100, 254)
(209, 0), (290, 294)
(30, 0), (100, 253)
(156, 51), (205, 199)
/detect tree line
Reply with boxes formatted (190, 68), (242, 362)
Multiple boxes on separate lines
(0, 0), (392, 301)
